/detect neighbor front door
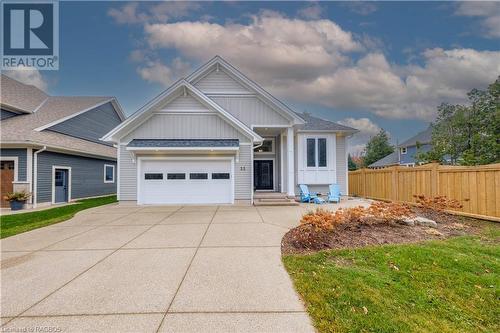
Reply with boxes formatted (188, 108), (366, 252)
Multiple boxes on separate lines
(0, 161), (14, 207)
(254, 160), (273, 190)
(54, 169), (69, 203)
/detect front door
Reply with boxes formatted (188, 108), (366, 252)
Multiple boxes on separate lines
(54, 169), (69, 203)
(254, 160), (273, 190)
(0, 161), (14, 207)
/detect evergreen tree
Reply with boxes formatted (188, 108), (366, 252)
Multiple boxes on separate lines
(363, 129), (394, 166)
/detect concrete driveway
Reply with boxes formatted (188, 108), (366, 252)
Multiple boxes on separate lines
(1, 203), (327, 332)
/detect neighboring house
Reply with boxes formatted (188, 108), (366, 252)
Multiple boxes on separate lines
(369, 126), (432, 168)
(0, 75), (125, 208)
(102, 56), (358, 205)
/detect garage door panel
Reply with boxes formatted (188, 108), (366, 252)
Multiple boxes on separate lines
(139, 159), (233, 204)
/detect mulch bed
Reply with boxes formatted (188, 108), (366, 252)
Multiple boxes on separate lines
(281, 208), (488, 255)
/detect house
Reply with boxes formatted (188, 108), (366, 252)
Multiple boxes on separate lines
(369, 126), (432, 168)
(0, 75), (125, 208)
(102, 56), (358, 205)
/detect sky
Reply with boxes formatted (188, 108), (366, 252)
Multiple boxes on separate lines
(5, 1), (500, 154)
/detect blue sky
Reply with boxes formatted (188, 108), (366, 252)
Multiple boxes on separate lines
(8, 1), (500, 154)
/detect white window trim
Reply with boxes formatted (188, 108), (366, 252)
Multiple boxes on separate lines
(0, 156), (19, 182)
(254, 137), (275, 154)
(305, 137), (328, 169)
(104, 164), (115, 183)
(51, 166), (72, 204)
(400, 147), (407, 154)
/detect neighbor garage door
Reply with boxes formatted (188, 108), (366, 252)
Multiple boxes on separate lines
(138, 159), (233, 204)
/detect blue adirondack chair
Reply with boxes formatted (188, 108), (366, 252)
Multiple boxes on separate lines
(328, 184), (342, 203)
(299, 184), (325, 204)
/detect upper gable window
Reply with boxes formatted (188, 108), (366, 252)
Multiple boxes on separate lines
(254, 138), (274, 154)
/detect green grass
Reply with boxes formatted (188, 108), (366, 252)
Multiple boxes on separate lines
(283, 226), (500, 333)
(0, 195), (117, 238)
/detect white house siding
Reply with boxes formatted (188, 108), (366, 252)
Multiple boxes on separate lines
(159, 93), (208, 112)
(210, 96), (289, 128)
(335, 135), (348, 195)
(235, 144), (252, 201)
(118, 144), (137, 201)
(122, 114), (250, 143)
(194, 69), (250, 94)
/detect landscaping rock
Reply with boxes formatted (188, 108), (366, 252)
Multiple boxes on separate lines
(403, 216), (438, 228)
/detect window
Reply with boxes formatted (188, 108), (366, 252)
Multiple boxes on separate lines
(306, 138), (316, 167)
(318, 138), (327, 167)
(254, 138), (274, 154)
(306, 138), (328, 168)
(167, 173), (185, 180)
(104, 164), (115, 183)
(400, 147), (407, 154)
(190, 173), (208, 180)
(145, 173), (163, 180)
(212, 173), (230, 179)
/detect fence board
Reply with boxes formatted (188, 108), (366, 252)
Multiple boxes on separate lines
(349, 163), (500, 221)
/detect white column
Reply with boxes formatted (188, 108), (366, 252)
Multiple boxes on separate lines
(280, 131), (284, 193)
(287, 126), (295, 196)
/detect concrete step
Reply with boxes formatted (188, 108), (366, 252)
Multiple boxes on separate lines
(253, 192), (289, 199)
(254, 200), (299, 206)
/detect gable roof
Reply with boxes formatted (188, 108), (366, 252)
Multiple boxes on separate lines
(0, 75), (125, 159)
(297, 112), (358, 133)
(399, 126), (432, 147)
(369, 151), (399, 168)
(101, 80), (263, 143)
(0, 74), (48, 113)
(186, 56), (305, 125)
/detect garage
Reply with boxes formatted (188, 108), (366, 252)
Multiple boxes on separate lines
(138, 158), (234, 205)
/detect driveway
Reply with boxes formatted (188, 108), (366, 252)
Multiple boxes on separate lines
(1, 203), (320, 332)
(1, 200), (369, 332)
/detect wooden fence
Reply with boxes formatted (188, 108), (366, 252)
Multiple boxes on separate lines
(348, 163), (500, 222)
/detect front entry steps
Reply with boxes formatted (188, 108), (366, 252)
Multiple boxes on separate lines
(253, 192), (299, 206)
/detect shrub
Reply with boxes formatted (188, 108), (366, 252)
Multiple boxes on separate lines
(4, 191), (31, 202)
(413, 195), (463, 212)
(300, 202), (414, 231)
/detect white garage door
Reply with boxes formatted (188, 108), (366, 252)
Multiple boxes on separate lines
(139, 159), (233, 204)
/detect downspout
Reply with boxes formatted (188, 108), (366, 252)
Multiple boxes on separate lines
(33, 146), (47, 208)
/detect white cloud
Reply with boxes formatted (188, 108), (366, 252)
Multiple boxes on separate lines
(455, 1), (500, 38)
(137, 57), (191, 87)
(338, 117), (384, 154)
(108, 1), (201, 25)
(297, 3), (323, 20)
(117, 7), (500, 121)
(4, 67), (48, 91)
(342, 2), (378, 16)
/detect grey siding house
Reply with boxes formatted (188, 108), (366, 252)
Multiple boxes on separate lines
(0, 75), (125, 208)
(103, 56), (357, 205)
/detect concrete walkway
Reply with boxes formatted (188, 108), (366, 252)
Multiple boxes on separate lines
(1, 199), (369, 332)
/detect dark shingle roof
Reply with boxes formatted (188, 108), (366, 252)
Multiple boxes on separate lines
(296, 112), (358, 132)
(369, 151), (399, 168)
(399, 126), (432, 147)
(127, 139), (240, 148)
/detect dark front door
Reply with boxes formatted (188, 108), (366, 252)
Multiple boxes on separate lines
(254, 160), (273, 190)
(54, 169), (69, 203)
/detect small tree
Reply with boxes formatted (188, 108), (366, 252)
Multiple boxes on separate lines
(363, 129), (394, 166)
(348, 154), (358, 171)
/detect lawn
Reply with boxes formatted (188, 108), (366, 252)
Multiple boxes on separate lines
(283, 226), (500, 333)
(0, 195), (117, 238)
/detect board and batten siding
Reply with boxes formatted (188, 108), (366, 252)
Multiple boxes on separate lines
(335, 135), (348, 195)
(211, 96), (290, 127)
(118, 144), (252, 201)
(159, 93), (208, 112)
(194, 69), (250, 94)
(36, 151), (116, 203)
(0, 148), (27, 181)
(47, 102), (122, 146)
(122, 114), (250, 143)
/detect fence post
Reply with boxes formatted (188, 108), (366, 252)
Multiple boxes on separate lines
(362, 168), (367, 197)
(391, 166), (399, 201)
(430, 163), (439, 197)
